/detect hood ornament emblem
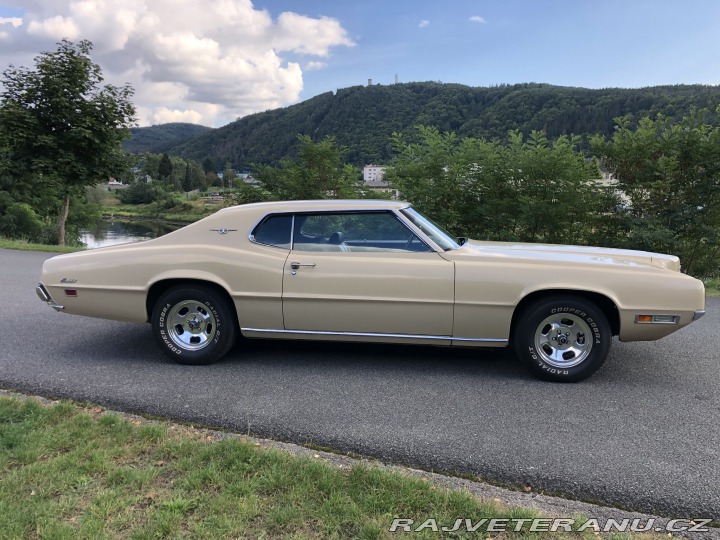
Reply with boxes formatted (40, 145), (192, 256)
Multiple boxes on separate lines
(211, 227), (237, 235)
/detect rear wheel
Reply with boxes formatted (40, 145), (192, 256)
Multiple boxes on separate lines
(513, 296), (611, 382)
(151, 285), (237, 365)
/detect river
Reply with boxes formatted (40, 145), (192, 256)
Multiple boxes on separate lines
(80, 219), (179, 248)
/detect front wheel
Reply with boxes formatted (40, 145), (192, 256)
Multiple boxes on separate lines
(151, 285), (237, 365)
(513, 296), (611, 382)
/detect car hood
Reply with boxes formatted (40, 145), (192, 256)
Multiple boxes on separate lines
(444, 240), (681, 272)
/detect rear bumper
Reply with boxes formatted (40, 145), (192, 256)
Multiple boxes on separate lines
(36, 283), (64, 311)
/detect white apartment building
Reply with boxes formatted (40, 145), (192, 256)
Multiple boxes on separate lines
(363, 165), (386, 183)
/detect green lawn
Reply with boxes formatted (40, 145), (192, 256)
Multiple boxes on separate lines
(0, 238), (83, 253)
(0, 395), (660, 539)
(704, 278), (720, 297)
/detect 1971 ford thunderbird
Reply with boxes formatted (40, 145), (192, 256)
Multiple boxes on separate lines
(36, 200), (706, 382)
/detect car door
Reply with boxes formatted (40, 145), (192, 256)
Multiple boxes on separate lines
(282, 211), (455, 337)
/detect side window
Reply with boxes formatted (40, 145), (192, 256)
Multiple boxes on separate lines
(251, 214), (292, 249)
(292, 212), (432, 253)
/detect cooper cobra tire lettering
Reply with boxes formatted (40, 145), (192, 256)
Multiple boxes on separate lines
(514, 296), (611, 383)
(151, 285), (238, 366)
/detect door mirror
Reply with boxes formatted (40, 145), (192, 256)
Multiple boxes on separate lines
(457, 237), (468, 246)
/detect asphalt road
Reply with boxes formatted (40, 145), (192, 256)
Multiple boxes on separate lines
(2, 248), (719, 520)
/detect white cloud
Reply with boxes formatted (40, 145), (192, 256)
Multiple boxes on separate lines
(276, 12), (354, 56)
(469, 15), (487, 24)
(305, 61), (327, 71)
(0, 0), (354, 127)
(149, 107), (204, 125)
(27, 15), (79, 39)
(419, 20), (430, 28)
(0, 17), (23, 28)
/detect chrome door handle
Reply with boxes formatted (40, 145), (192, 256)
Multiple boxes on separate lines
(290, 262), (316, 270)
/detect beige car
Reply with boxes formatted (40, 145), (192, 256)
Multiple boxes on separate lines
(36, 200), (706, 382)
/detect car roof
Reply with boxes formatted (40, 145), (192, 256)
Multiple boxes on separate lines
(217, 199), (411, 215)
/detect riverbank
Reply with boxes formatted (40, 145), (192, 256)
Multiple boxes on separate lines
(101, 214), (193, 226)
(102, 201), (219, 225)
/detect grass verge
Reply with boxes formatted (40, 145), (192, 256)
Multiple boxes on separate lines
(0, 395), (660, 539)
(703, 278), (720, 297)
(0, 238), (82, 253)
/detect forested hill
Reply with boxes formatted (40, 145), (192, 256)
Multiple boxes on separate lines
(167, 82), (720, 167)
(124, 122), (213, 154)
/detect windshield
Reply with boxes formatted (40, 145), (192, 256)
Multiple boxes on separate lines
(400, 208), (460, 251)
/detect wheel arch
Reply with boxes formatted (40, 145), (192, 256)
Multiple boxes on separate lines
(146, 278), (238, 325)
(510, 289), (620, 341)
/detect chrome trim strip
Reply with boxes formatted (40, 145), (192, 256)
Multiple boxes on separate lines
(241, 327), (507, 343)
(451, 337), (508, 343)
(693, 310), (706, 321)
(290, 214), (295, 247)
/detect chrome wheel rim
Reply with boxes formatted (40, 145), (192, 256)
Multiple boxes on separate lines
(167, 300), (216, 351)
(534, 313), (592, 368)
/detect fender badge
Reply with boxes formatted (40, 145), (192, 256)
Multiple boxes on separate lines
(210, 228), (237, 235)
(60, 278), (78, 283)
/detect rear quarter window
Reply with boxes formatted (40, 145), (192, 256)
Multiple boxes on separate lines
(251, 214), (292, 249)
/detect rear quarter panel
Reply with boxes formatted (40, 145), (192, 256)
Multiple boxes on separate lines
(40, 207), (289, 328)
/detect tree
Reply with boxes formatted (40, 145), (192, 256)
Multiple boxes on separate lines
(254, 135), (366, 200)
(206, 171), (222, 188)
(182, 163), (193, 192)
(202, 157), (215, 174)
(158, 152), (173, 181)
(387, 126), (616, 244)
(222, 162), (237, 188)
(186, 160), (206, 190)
(0, 39), (135, 244)
(592, 110), (720, 276)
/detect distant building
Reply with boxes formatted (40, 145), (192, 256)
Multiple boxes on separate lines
(101, 177), (127, 191)
(362, 165), (398, 199)
(363, 165), (385, 183)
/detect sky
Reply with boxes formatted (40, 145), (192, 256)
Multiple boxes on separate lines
(1, 0), (719, 128)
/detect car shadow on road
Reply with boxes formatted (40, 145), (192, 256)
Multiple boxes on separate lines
(227, 336), (529, 381)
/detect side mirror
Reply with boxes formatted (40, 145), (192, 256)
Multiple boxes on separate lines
(457, 237), (468, 246)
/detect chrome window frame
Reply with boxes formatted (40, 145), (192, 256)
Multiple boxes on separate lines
(392, 208), (447, 252)
(398, 207), (460, 252)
